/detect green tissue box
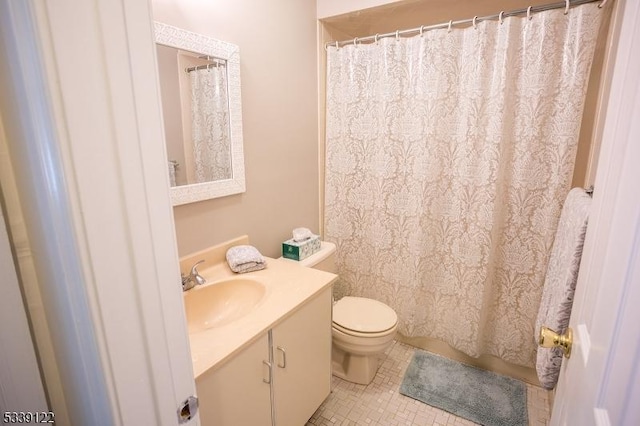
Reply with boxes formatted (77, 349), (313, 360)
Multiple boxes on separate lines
(282, 235), (321, 261)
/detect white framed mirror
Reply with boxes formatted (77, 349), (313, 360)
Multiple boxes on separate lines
(154, 22), (245, 205)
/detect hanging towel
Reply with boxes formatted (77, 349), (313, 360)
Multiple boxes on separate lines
(534, 188), (592, 389)
(226, 245), (266, 273)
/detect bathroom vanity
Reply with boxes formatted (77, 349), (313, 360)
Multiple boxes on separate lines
(180, 236), (336, 425)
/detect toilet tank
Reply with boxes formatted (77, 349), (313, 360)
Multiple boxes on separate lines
(294, 241), (337, 273)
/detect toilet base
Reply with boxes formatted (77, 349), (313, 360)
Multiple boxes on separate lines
(331, 345), (383, 385)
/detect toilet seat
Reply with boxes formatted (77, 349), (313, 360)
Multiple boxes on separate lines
(332, 322), (397, 339)
(332, 297), (397, 335)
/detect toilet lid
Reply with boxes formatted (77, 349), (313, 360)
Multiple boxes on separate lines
(333, 297), (397, 333)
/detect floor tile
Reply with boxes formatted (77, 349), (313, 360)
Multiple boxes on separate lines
(307, 341), (551, 426)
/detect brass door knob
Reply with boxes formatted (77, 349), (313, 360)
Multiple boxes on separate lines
(539, 326), (572, 358)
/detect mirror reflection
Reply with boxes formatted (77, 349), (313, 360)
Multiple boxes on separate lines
(154, 21), (245, 206)
(156, 45), (232, 187)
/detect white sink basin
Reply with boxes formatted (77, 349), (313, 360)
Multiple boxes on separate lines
(184, 277), (266, 333)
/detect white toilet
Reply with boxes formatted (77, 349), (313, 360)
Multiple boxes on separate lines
(287, 241), (398, 385)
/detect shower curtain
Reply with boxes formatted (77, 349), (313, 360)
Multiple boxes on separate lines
(324, 4), (602, 367)
(190, 66), (232, 183)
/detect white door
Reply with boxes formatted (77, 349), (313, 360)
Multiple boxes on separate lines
(549, 1), (640, 424)
(0, 0), (197, 424)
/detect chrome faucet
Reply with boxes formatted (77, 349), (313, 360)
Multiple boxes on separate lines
(181, 259), (206, 291)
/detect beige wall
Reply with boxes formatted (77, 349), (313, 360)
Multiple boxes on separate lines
(156, 45), (187, 186)
(152, 0), (320, 258)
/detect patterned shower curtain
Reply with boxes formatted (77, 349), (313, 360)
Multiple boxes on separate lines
(190, 66), (231, 183)
(324, 4), (602, 367)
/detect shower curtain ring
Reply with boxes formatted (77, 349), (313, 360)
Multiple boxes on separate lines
(448, 20), (453, 32)
(499, 11), (504, 25)
(599, 0), (609, 8)
(472, 16), (478, 29)
(564, 0), (570, 14)
(335, 41), (339, 50)
(419, 25), (425, 37)
(374, 33), (380, 44)
(527, 6), (532, 20)
(395, 30), (400, 41)
(353, 37), (359, 47)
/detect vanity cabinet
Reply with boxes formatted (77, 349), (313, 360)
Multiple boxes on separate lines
(271, 287), (332, 425)
(196, 287), (332, 426)
(196, 332), (272, 426)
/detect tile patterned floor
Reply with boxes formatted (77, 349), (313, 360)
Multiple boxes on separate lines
(307, 341), (552, 426)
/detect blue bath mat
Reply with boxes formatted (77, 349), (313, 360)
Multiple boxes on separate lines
(399, 350), (528, 426)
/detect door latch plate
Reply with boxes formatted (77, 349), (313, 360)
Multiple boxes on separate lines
(177, 395), (199, 424)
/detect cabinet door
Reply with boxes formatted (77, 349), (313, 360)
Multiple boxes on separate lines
(196, 333), (272, 426)
(272, 288), (332, 425)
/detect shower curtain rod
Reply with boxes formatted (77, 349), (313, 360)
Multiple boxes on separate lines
(325, 0), (607, 49)
(185, 62), (227, 73)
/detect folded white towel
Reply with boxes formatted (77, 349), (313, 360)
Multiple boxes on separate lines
(226, 245), (266, 273)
